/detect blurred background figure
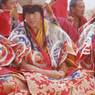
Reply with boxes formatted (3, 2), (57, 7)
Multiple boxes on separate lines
(68, 0), (87, 30)
(68, 0), (95, 20)
(0, 0), (17, 37)
(11, 1), (23, 28)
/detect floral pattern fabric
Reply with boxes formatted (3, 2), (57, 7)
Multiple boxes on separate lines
(78, 18), (95, 71)
(9, 20), (76, 68)
(0, 35), (15, 66)
(0, 19), (95, 94)
(23, 70), (95, 95)
(0, 70), (95, 95)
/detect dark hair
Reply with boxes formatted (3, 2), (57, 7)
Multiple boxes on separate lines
(69, 0), (82, 11)
(0, 0), (9, 9)
(23, 5), (44, 20)
(23, 5), (46, 47)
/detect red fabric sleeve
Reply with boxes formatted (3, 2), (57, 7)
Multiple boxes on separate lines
(0, 12), (11, 37)
(51, 0), (68, 17)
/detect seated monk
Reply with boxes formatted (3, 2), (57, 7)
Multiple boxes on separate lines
(0, 5), (95, 95)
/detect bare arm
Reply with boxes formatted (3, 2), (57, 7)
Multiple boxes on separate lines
(21, 62), (65, 79)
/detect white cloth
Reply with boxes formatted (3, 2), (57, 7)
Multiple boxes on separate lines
(32, 0), (51, 5)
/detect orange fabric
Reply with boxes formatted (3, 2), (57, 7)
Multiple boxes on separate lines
(35, 20), (48, 52)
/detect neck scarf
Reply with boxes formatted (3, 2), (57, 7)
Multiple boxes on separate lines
(24, 19), (51, 69)
(35, 19), (48, 52)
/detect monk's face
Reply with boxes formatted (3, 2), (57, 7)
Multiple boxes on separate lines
(73, 0), (85, 17)
(25, 12), (42, 30)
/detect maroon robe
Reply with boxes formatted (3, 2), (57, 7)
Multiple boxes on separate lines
(57, 17), (79, 42)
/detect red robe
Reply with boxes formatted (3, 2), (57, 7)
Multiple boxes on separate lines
(57, 17), (79, 42)
(51, 0), (68, 17)
(0, 11), (11, 37)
